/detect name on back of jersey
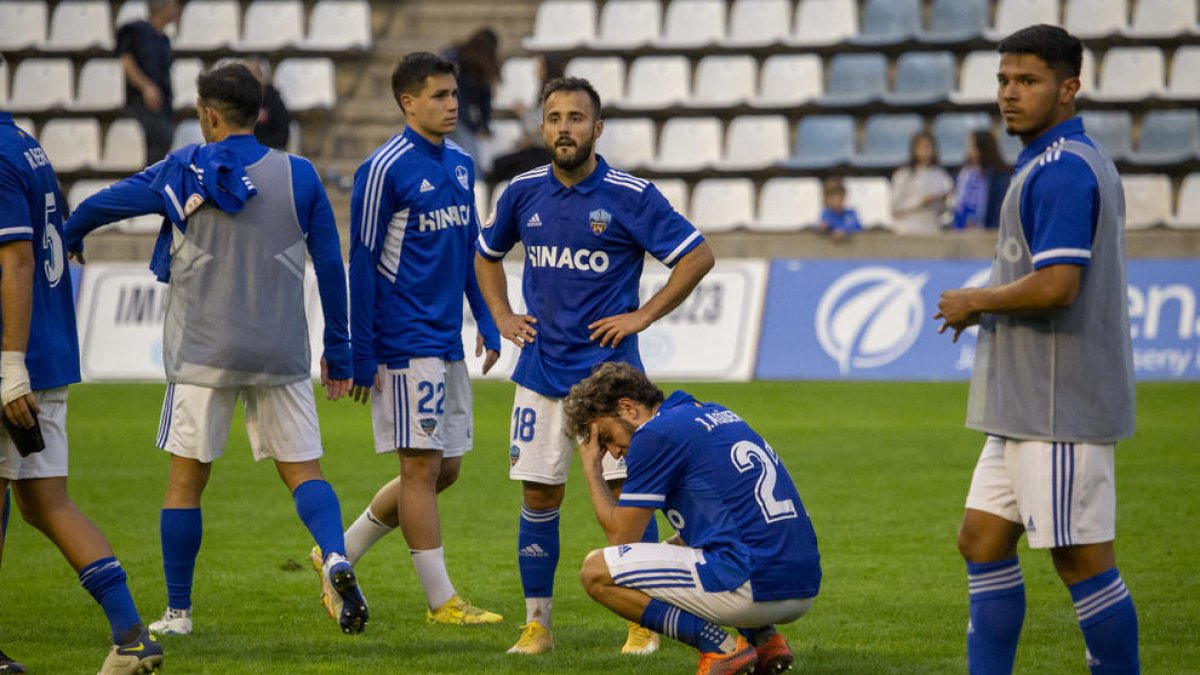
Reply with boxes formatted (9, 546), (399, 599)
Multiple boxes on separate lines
(526, 244), (610, 273)
(693, 409), (743, 432)
(24, 147), (50, 170)
(418, 204), (473, 232)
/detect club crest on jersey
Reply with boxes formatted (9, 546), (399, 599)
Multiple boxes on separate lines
(589, 209), (611, 235)
(419, 418), (438, 436)
(456, 165), (469, 190)
(184, 193), (205, 217)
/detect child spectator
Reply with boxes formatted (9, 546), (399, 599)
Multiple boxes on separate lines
(819, 177), (862, 240)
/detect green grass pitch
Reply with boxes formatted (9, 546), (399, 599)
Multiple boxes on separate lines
(1, 380), (1196, 673)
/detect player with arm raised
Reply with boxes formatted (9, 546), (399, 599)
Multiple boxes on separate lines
(307, 51), (503, 626)
(565, 362), (821, 675)
(935, 25), (1139, 675)
(475, 76), (715, 655)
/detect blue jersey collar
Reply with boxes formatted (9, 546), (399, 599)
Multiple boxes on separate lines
(403, 126), (445, 159)
(0, 112), (13, 126)
(548, 154), (609, 195)
(1015, 116), (1085, 170)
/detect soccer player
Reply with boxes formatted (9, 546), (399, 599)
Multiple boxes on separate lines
(312, 51), (504, 626)
(564, 362), (821, 675)
(475, 76), (715, 654)
(62, 64), (368, 637)
(935, 25), (1139, 675)
(0, 111), (163, 673)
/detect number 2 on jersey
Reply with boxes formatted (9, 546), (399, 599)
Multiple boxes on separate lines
(730, 441), (798, 523)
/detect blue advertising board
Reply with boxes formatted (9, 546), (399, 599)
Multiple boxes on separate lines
(756, 258), (1200, 381)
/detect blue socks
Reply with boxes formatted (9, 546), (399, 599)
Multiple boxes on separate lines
(293, 479), (346, 558)
(79, 557), (142, 644)
(1070, 568), (1140, 674)
(641, 598), (732, 653)
(518, 506), (559, 599)
(966, 557), (1025, 675)
(160, 508), (202, 610)
(641, 514), (659, 543)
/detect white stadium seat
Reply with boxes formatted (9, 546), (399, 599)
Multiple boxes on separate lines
(690, 178), (755, 233)
(989, 0), (1060, 40)
(1173, 173), (1200, 228)
(71, 59), (125, 113)
(751, 177), (823, 232)
(45, 0), (113, 51)
(0, 61), (8, 108)
(951, 51), (1001, 105)
(1125, 0), (1197, 37)
(846, 177), (894, 229)
(591, 0), (660, 49)
(750, 54), (823, 108)
(240, 0), (305, 51)
(8, 59), (74, 113)
(596, 118), (656, 170)
(474, 182), (490, 225)
(39, 118), (102, 172)
(522, 0), (596, 50)
(1078, 48), (1098, 98)
(274, 58), (337, 110)
(493, 58), (540, 111)
(687, 56), (757, 108)
(656, 0), (727, 48)
(476, 118), (524, 171)
(717, 115), (789, 170)
(171, 120), (204, 151)
(305, 0), (372, 50)
(618, 56), (691, 110)
(174, 0), (241, 50)
(653, 117), (722, 171)
(565, 57), (625, 106)
(172, 59), (205, 110)
(1122, 174), (1172, 229)
(115, 1), (148, 28)
(489, 180), (508, 219)
(12, 118), (35, 137)
(722, 0), (792, 47)
(0, 1), (48, 50)
(98, 119), (147, 171)
(1092, 47), (1165, 101)
(1064, 0), (1128, 38)
(67, 180), (123, 235)
(788, 0), (858, 46)
(654, 178), (690, 219)
(1165, 46), (1200, 100)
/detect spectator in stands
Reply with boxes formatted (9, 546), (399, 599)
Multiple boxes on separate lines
(951, 130), (1011, 230)
(443, 28), (501, 161)
(489, 54), (565, 183)
(117, 0), (180, 164)
(891, 132), (953, 235)
(818, 177), (862, 240)
(216, 57), (292, 151)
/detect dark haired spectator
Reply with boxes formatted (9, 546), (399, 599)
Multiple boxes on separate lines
(443, 28), (501, 160)
(818, 177), (862, 240)
(216, 57), (292, 151)
(117, 0), (181, 163)
(951, 130), (1011, 230)
(891, 132), (953, 234)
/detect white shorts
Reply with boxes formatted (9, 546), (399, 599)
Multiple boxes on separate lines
(508, 385), (624, 484)
(0, 387), (68, 481)
(965, 436), (1117, 549)
(156, 380), (323, 463)
(370, 359), (472, 457)
(602, 543), (814, 628)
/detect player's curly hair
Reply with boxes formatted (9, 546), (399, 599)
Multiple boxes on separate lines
(563, 362), (664, 439)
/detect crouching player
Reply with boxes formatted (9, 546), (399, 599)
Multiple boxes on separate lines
(565, 363), (821, 675)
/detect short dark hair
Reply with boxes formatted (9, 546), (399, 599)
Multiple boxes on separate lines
(541, 76), (602, 118)
(997, 24), (1083, 80)
(392, 52), (457, 108)
(562, 362), (664, 439)
(196, 63), (262, 129)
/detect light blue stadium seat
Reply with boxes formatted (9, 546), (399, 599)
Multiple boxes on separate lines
(921, 0), (989, 42)
(783, 115), (856, 169)
(1130, 110), (1200, 166)
(852, 0), (922, 45)
(1079, 111), (1133, 161)
(818, 54), (888, 108)
(931, 112), (995, 165)
(883, 51), (956, 105)
(853, 114), (924, 168)
(999, 131), (1022, 164)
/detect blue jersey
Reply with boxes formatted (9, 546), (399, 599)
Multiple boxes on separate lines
(0, 113), (80, 390)
(1014, 117), (1099, 269)
(819, 207), (862, 233)
(349, 127), (498, 386)
(476, 157), (703, 398)
(619, 391), (821, 602)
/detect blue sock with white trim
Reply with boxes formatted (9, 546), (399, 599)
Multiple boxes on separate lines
(640, 515), (659, 543)
(640, 598), (736, 653)
(79, 556), (142, 644)
(518, 506), (559, 600)
(293, 479), (346, 558)
(1070, 568), (1139, 674)
(967, 557), (1025, 675)
(161, 507), (202, 610)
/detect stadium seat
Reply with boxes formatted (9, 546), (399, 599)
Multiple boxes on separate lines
(98, 119), (147, 171)
(999, 130), (1022, 164)
(274, 58), (337, 110)
(172, 59), (205, 110)
(565, 57), (625, 105)
(884, 51), (956, 106)
(522, 0), (596, 50)
(951, 51), (1001, 105)
(287, 120), (301, 155)
(0, 1), (48, 50)
(493, 58), (540, 111)
(656, 0), (727, 48)
(1092, 48), (1165, 101)
(930, 112), (994, 165)
(305, 0), (372, 51)
(477, 119), (524, 171)
(240, 0), (305, 51)
(989, 0), (1060, 40)
(652, 117), (722, 171)
(596, 118), (656, 169)
(171, 120), (204, 151)
(115, 1), (147, 27)
(474, 182), (489, 224)
(818, 54), (887, 108)
(175, 0), (240, 50)
(0, 60), (8, 108)
(1129, 110), (1200, 165)
(749, 54), (823, 108)
(689, 179), (754, 233)
(788, 0), (857, 46)
(750, 177), (823, 232)
(66, 180), (123, 234)
(70, 59), (125, 113)
(1172, 173), (1200, 228)
(845, 176), (893, 229)
(590, 0), (660, 49)
(654, 179), (690, 219)
(921, 0), (989, 43)
(8, 59), (73, 113)
(489, 180), (508, 219)
(45, 1), (113, 51)
(1078, 48), (1098, 98)
(1064, 0), (1128, 38)
(1165, 46), (1200, 100)
(852, 0), (922, 46)
(717, 115), (789, 170)
(39, 119), (102, 172)
(854, 114), (924, 168)
(618, 56), (690, 110)
(1079, 110), (1133, 161)
(687, 56), (757, 108)
(1122, 174), (1172, 229)
(1124, 0), (1197, 37)
(783, 115), (855, 169)
(722, 0), (792, 47)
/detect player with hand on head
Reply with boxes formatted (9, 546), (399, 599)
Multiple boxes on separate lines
(475, 76), (715, 655)
(309, 51), (503, 627)
(935, 24), (1139, 675)
(566, 362), (821, 675)
(63, 64), (367, 637)
(0, 110), (163, 674)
